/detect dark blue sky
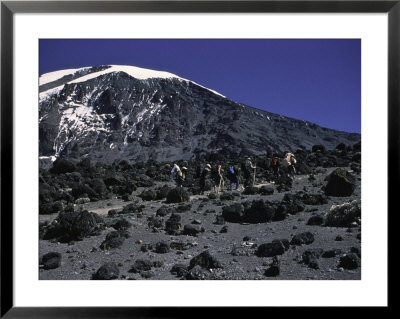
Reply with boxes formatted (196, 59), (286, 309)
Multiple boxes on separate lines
(39, 39), (361, 133)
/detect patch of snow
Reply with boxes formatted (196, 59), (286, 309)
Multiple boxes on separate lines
(39, 156), (56, 162)
(39, 67), (90, 86)
(39, 85), (64, 102)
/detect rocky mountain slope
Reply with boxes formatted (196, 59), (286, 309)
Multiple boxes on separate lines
(39, 65), (360, 163)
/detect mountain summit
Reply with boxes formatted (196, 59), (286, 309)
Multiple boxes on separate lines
(39, 65), (360, 163)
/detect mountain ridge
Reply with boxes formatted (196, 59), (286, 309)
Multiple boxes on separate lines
(39, 65), (360, 164)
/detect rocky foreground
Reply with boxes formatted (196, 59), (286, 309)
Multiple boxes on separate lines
(39, 143), (361, 280)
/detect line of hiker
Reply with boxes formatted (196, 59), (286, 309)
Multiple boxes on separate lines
(170, 150), (297, 194)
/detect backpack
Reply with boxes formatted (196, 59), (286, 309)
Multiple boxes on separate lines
(171, 164), (180, 180)
(229, 166), (235, 175)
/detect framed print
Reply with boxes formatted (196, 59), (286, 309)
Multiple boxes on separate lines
(1, 0), (395, 316)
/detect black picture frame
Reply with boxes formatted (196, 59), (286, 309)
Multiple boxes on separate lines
(1, 0), (395, 317)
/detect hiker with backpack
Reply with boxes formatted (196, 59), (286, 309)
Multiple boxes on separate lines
(200, 164), (211, 195)
(282, 151), (296, 178)
(243, 157), (256, 187)
(227, 164), (240, 190)
(176, 167), (187, 187)
(171, 163), (181, 182)
(271, 156), (280, 178)
(212, 164), (224, 194)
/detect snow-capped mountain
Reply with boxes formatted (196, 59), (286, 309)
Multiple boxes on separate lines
(39, 65), (360, 163)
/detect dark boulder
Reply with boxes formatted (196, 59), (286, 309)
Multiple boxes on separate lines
(189, 250), (223, 270)
(156, 206), (175, 217)
(155, 242), (170, 254)
(338, 253), (360, 270)
(120, 203), (143, 215)
(307, 215), (324, 226)
(41, 210), (104, 243)
(182, 224), (204, 236)
(128, 259), (153, 273)
(281, 195), (305, 215)
(41, 252), (62, 270)
(170, 241), (194, 251)
(322, 249), (342, 258)
(264, 256), (280, 277)
(170, 264), (189, 277)
(259, 186), (274, 195)
(272, 239), (290, 251)
(302, 249), (323, 269)
(243, 186), (259, 195)
(92, 262), (119, 280)
(255, 241), (285, 257)
(175, 204), (192, 213)
(155, 184), (171, 200)
(138, 189), (157, 201)
(222, 203), (245, 223)
(71, 184), (97, 201)
(243, 200), (275, 223)
(147, 216), (164, 229)
(112, 218), (131, 231)
(39, 201), (65, 215)
(325, 200), (361, 227)
(324, 168), (356, 197)
(99, 231), (126, 250)
(185, 265), (211, 280)
(272, 205), (288, 221)
(300, 193), (328, 206)
(290, 232), (315, 246)
(165, 213), (182, 235)
(166, 187), (190, 203)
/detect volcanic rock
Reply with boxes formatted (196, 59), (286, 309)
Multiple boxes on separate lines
(155, 242), (170, 254)
(259, 186), (274, 195)
(166, 187), (190, 203)
(189, 250), (223, 270)
(128, 259), (153, 273)
(185, 265), (212, 280)
(243, 186), (259, 195)
(41, 252), (62, 270)
(99, 231), (126, 250)
(255, 241), (286, 257)
(338, 253), (360, 270)
(325, 200), (361, 227)
(182, 224), (204, 236)
(222, 203), (245, 223)
(120, 203), (143, 215)
(92, 262), (119, 280)
(302, 249), (323, 269)
(165, 213), (182, 235)
(170, 264), (189, 277)
(264, 256), (280, 277)
(290, 232), (315, 246)
(112, 218), (131, 231)
(324, 168), (356, 197)
(156, 206), (175, 217)
(307, 215), (324, 226)
(41, 210), (104, 243)
(243, 200), (275, 223)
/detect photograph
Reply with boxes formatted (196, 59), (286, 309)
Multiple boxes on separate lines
(38, 39), (362, 281)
